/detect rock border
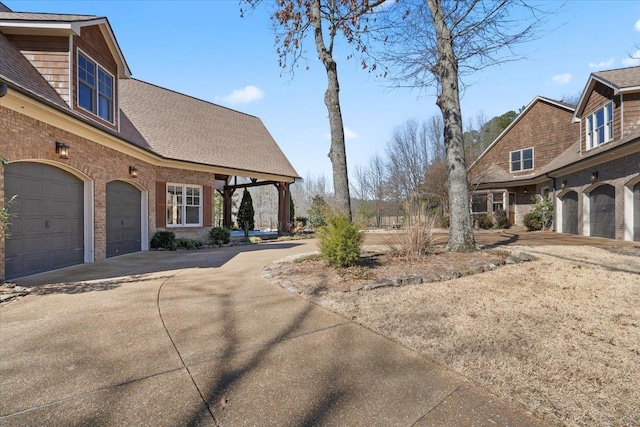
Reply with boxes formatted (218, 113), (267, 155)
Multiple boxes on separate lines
(0, 283), (31, 308)
(262, 251), (536, 295)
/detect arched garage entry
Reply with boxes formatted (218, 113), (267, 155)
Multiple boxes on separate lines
(5, 162), (87, 279)
(106, 180), (144, 258)
(561, 190), (578, 235)
(589, 184), (616, 239)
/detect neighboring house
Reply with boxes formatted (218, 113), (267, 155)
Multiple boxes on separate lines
(469, 66), (640, 242)
(0, 4), (299, 281)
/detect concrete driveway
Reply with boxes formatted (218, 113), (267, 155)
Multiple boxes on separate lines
(1, 239), (545, 426)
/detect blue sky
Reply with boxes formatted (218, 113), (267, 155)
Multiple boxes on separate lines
(5, 1), (640, 184)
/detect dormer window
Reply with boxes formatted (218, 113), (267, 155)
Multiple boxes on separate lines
(78, 51), (114, 123)
(510, 147), (534, 172)
(586, 102), (613, 149)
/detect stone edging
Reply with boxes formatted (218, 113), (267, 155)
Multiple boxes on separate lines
(262, 251), (536, 295)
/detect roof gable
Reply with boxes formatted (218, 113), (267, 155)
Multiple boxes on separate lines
(573, 66), (640, 120)
(0, 12), (130, 77)
(468, 96), (575, 171)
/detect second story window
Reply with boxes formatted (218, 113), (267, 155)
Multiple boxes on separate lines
(78, 51), (114, 123)
(586, 102), (613, 149)
(510, 147), (534, 173)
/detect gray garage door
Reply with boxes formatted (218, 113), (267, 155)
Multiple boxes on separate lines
(562, 191), (578, 235)
(634, 182), (640, 242)
(5, 162), (84, 279)
(590, 184), (615, 239)
(106, 181), (141, 258)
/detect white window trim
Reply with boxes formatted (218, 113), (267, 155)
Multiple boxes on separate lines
(166, 183), (203, 228)
(76, 48), (115, 124)
(586, 101), (613, 150)
(509, 147), (534, 173)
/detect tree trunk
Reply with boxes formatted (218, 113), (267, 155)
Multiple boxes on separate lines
(311, 0), (352, 219)
(427, 0), (476, 251)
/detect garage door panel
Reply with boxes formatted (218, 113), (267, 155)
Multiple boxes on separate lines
(562, 191), (578, 235)
(106, 181), (141, 258)
(590, 185), (615, 239)
(5, 163), (84, 280)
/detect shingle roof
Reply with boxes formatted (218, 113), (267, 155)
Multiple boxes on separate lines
(593, 66), (640, 90)
(119, 79), (299, 178)
(0, 11), (98, 22)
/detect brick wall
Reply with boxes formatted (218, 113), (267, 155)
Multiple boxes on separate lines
(5, 35), (70, 104)
(0, 106), (218, 280)
(470, 99), (579, 179)
(555, 151), (640, 239)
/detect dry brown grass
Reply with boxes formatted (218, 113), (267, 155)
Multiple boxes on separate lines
(275, 245), (640, 426)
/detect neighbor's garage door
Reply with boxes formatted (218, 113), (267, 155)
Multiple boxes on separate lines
(634, 182), (640, 241)
(5, 162), (84, 279)
(106, 181), (141, 258)
(590, 184), (615, 239)
(562, 191), (578, 235)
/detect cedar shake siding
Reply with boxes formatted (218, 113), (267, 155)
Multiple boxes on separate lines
(72, 25), (119, 130)
(470, 99), (579, 182)
(622, 92), (640, 137)
(4, 34), (70, 104)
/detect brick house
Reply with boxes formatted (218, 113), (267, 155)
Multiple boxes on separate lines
(0, 4), (299, 281)
(469, 66), (640, 241)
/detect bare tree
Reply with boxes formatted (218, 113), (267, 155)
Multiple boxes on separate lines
(378, 0), (547, 251)
(385, 118), (431, 199)
(351, 153), (387, 226)
(242, 0), (387, 220)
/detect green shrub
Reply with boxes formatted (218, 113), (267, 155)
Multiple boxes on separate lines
(176, 238), (203, 250)
(317, 213), (364, 268)
(150, 231), (177, 250)
(477, 213), (494, 230)
(249, 236), (261, 244)
(494, 209), (510, 229)
(295, 216), (308, 227)
(523, 212), (543, 231)
(209, 227), (230, 245)
(524, 195), (553, 231)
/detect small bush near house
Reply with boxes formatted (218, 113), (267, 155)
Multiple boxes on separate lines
(524, 195), (553, 231)
(209, 227), (231, 245)
(176, 238), (204, 250)
(494, 209), (510, 229)
(477, 213), (494, 230)
(317, 213), (364, 268)
(295, 216), (308, 227)
(249, 236), (262, 244)
(150, 231), (177, 250)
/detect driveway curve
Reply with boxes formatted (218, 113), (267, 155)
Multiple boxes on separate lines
(1, 240), (542, 426)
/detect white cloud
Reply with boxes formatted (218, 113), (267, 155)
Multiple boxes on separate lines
(588, 58), (615, 69)
(221, 85), (264, 105)
(551, 73), (572, 85)
(635, 18), (640, 31)
(323, 126), (359, 140)
(622, 50), (640, 67)
(344, 127), (359, 140)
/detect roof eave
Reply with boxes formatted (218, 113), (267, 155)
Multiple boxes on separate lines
(573, 74), (620, 121)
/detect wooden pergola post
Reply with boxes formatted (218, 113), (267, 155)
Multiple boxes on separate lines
(277, 182), (290, 234)
(222, 186), (235, 229)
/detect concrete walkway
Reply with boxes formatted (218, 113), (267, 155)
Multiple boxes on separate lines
(1, 240), (542, 426)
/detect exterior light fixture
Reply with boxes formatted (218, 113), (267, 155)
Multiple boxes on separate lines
(55, 141), (69, 159)
(129, 166), (138, 178)
(561, 180), (567, 189)
(523, 189), (528, 194)
(590, 171), (598, 182)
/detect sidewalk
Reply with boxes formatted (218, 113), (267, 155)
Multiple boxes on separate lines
(1, 240), (542, 426)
